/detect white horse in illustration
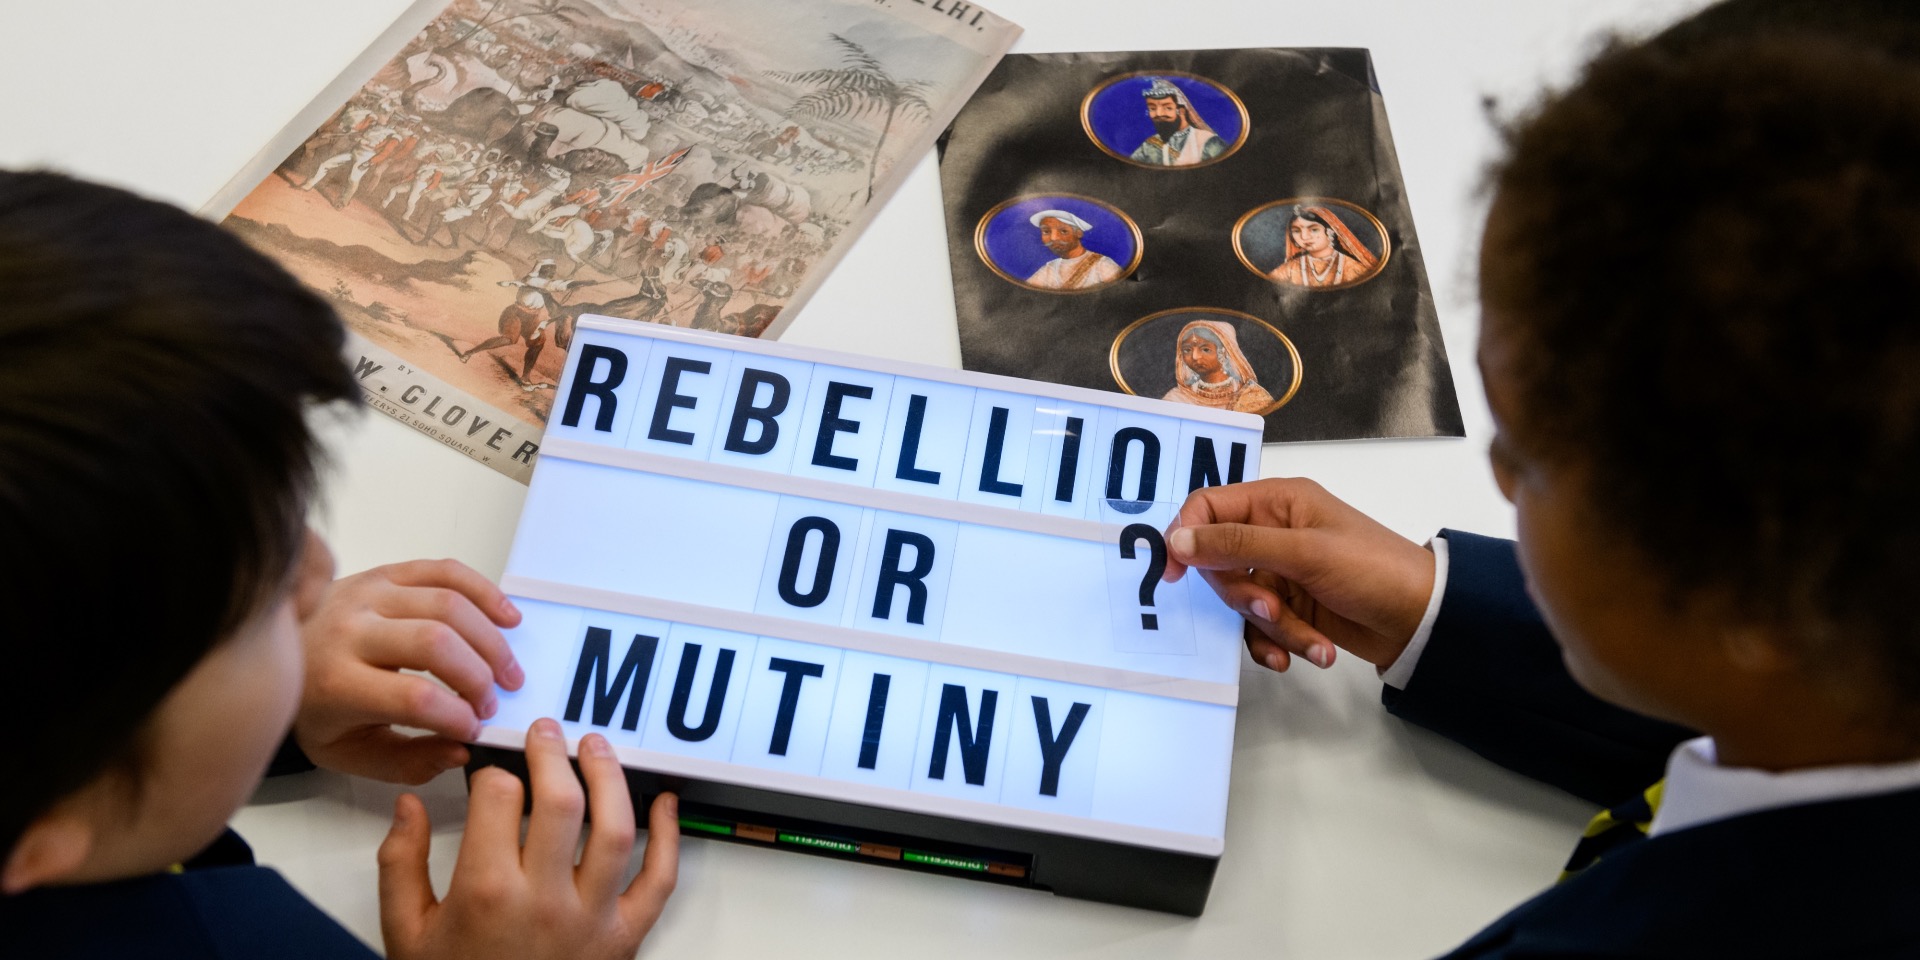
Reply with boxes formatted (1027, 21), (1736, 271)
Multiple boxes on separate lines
(532, 212), (610, 272)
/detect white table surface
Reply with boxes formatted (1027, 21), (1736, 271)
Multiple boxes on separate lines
(2, 0), (1709, 955)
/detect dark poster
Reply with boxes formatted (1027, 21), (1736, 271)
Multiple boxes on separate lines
(938, 49), (1464, 443)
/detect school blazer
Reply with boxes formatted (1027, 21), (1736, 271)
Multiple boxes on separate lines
(0, 860), (380, 960)
(1384, 530), (1920, 959)
(0, 761), (376, 960)
(0, 833), (378, 960)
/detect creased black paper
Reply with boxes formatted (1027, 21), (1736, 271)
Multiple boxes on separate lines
(939, 48), (1465, 443)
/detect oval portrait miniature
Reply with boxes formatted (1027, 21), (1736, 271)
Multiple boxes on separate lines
(1233, 198), (1391, 290)
(974, 195), (1143, 294)
(1081, 72), (1249, 170)
(1110, 307), (1302, 416)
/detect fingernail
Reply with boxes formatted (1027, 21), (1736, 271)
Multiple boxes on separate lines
(533, 718), (561, 739)
(1170, 527), (1195, 557)
(1309, 645), (1334, 669)
(664, 793), (679, 817)
(1250, 598), (1273, 622)
(499, 596), (521, 619)
(1264, 651), (1283, 672)
(480, 693), (498, 720)
(505, 659), (526, 689)
(584, 734), (612, 757)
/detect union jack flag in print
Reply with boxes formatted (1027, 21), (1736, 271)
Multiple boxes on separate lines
(603, 148), (692, 205)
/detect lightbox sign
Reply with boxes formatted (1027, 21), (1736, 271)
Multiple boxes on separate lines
(481, 317), (1261, 857)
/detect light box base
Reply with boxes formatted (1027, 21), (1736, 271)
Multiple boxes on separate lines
(468, 745), (1220, 915)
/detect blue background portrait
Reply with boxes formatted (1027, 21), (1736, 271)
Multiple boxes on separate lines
(978, 196), (1140, 286)
(1085, 73), (1246, 162)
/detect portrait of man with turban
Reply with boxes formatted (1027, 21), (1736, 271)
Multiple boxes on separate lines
(1024, 209), (1125, 290)
(1130, 77), (1227, 167)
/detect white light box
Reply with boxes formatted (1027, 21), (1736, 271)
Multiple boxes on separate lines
(479, 316), (1262, 913)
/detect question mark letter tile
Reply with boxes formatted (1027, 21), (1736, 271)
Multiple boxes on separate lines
(1098, 499), (1196, 655)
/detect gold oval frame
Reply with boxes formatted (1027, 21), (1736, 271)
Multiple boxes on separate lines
(1232, 197), (1392, 291)
(973, 193), (1145, 295)
(1079, 70), (1251, 172)
(1108, 306), (1304, 417)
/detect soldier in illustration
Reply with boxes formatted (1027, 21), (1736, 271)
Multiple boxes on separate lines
(688, 274), (737, 332)
(290, 95), (381, 177)
(298, 119), (402, 208)
(527, 180), (610, 236)
(405, 145), (488, 232)
(457, 259), (599, 384)
(383, 140), (475, 222)
(1023, 210), (1123, 290)
(421, 166), (501, 247)
(684, 236), (729, 285)
(1130, 77), (1226, 167)
(608, 201), (658, 270)
(356, 117), (422, 202)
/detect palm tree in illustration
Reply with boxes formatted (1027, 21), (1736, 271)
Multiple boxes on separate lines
(773, 35), (932, 203)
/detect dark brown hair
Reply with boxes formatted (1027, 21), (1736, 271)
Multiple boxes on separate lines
(0, 171), (358, 853)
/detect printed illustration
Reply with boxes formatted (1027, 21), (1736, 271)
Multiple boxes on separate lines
(1234, 198), (1388, 290)
(215, 0), (1017, 480)
(1109, 308), (1300, 416)
(974, 195), (1141, 293)
(1081, 72), (1247, 170)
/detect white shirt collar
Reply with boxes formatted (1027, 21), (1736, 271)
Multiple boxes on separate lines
(1650, 736), (1920, 837)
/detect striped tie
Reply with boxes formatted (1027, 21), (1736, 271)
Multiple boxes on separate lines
(1558, 779), (1665, 883)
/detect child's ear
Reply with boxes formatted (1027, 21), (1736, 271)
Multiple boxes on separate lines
(2, 808), (94, 895)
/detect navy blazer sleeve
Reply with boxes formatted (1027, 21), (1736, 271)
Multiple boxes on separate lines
(1380, 530), (1695, 806)
(0, 865), (380, 960)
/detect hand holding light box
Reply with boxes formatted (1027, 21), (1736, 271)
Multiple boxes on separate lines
(480, 316), (1262, 913)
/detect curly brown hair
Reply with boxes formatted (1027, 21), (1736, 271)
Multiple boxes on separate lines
(1483, 1), (1920, 712)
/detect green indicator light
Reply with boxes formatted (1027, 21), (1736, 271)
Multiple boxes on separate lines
(901, 850), (988, 872)
(678, 817), (735, 837)
(778, 832), (860, 854)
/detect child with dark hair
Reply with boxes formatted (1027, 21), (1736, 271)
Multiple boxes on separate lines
(1167, 0), (1920, 956)
(0, 170), (677, 959)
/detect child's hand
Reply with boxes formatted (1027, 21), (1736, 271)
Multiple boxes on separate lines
(293, 542), (525, 784)
(377, 719), (679, 960)
(1164, 478), (1436, 673)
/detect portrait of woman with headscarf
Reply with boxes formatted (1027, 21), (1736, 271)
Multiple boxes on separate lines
(1266, 204), (1381, 288)
(1161, 319), (1277, 413)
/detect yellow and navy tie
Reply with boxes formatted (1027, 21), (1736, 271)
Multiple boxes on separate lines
(1558, 779), (1664, 883)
